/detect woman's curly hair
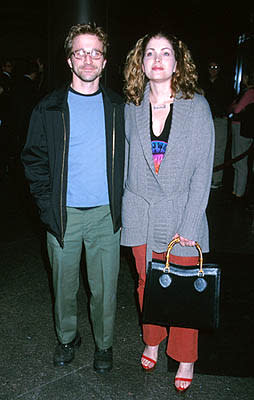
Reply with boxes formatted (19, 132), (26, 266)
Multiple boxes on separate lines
(124, 32), (203, 105)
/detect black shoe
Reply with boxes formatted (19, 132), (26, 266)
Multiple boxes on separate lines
(54, 332), (81, 366)
(94, 346), (113, 373)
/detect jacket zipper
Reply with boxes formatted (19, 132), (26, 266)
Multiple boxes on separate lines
(112, 107), (116, 222)
(60, 112), (67, 247)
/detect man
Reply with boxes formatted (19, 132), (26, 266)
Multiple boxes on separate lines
(21, 23), (125, 372)
(11, 60), (40, 213)
(13, 60), (40, 151)
(202, 61), (232, 189)
(0, 58), (14, 92)
(0, 59), (14, 180)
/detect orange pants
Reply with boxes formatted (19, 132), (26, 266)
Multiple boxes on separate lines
(132, 244), (199, 363)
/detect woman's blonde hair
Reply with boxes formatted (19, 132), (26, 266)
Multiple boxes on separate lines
(124, 32), (203, 105)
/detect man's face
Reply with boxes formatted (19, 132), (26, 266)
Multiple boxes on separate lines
(208, 62), (220, 79)
(3, 62), (13, 74)
(67, 34), (106, 86)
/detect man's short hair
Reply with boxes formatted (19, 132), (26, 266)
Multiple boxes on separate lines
(64, 22), (109, 59)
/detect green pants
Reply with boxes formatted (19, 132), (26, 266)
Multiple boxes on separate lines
(47, 205), (120, 349)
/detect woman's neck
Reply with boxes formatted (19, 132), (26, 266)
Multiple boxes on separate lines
(149, 81), (174, 109)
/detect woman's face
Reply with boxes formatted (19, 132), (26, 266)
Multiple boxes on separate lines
(142, 36), (177, 83)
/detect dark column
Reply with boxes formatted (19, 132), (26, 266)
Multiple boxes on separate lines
(233, 12), (254, 94)
(47, 0), (108, 90)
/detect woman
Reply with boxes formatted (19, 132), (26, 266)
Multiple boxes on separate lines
(228, 71), (254, 199)
(121, 32), (214, 392)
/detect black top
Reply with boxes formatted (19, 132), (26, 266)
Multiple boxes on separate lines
(150, 104), (173, 174)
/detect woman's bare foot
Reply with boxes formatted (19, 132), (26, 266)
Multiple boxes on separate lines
(175, 362), (194, 391)
(141, 345), (159, 370)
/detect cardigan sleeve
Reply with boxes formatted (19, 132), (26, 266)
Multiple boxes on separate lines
(176, 98), (215, 242)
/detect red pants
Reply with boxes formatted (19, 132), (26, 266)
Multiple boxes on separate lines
(132, 244), (199, 363)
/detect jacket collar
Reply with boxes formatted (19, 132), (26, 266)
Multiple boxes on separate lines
(45, 83), (123, 111)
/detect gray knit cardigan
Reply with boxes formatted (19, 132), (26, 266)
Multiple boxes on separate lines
(121, 83), (215, 263)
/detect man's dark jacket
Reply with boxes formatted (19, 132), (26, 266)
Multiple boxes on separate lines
(21, 84), (125, 247)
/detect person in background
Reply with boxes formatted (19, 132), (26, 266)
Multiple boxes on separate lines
(202, 60), (232, 189)
(121, 32), (214, 392)
(36, 56), (49, 99)
(12, 60), (40, 151)
(9, 60), (40, 214)
(0, 58), (14, 93)
(0, 84), (6, 180)
(0, 58), (15, 180)
(21, 23), (125, 373)
(228, 70), (254, 201)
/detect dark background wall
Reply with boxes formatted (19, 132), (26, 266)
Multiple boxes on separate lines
(0, 0), (254, 93)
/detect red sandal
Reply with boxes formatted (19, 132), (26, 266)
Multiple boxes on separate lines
(141, 354), (157, 372)
(174, 377), (192, 393)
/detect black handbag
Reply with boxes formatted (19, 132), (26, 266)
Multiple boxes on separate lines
(142, 237), (221, 331)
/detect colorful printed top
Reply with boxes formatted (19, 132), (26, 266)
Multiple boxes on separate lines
(150, 104), (173, 174)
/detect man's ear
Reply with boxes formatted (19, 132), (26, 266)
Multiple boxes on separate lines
(67, 58), (72, 70)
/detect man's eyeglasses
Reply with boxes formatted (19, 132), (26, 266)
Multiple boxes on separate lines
(208, 65), (219, 70)
(71, 48), (103, 60)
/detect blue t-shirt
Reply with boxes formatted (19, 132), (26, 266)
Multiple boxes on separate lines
(66, 88), (109, 207)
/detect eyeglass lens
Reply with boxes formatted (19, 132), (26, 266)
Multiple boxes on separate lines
(72, 49), (102, 59)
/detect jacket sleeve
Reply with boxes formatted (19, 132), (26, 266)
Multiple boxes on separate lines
(21, 105), (51, 216)
(177, 98), (215, 241)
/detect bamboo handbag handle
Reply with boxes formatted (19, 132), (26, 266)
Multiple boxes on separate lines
(164, 237), (204, 275)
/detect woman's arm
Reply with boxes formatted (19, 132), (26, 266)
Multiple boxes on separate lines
(176, 98), (215, 243)
(231, 89), (254, 114)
